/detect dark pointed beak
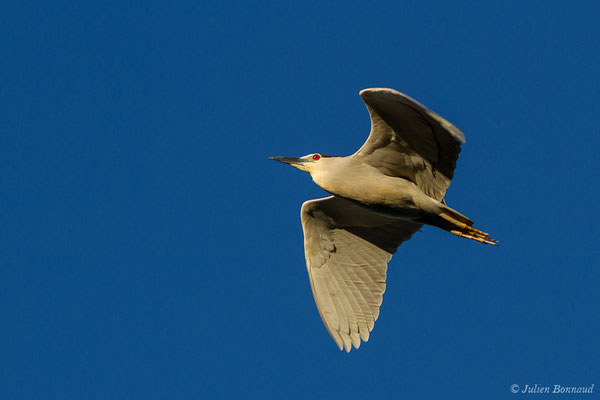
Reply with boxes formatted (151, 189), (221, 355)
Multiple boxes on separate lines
(269, 156), (304, 165)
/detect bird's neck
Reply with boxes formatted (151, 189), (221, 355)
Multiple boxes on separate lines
(310, 158), (364, 198)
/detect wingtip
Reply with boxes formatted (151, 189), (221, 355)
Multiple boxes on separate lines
(341, 342), (354, 353)
(359, 87), (401, 99)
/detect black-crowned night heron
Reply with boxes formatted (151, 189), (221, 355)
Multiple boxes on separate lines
(271, 88), (496, 352)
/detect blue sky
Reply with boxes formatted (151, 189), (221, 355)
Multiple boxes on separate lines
(1, 1), (599, 398)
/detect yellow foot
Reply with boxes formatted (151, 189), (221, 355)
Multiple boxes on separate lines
(450, 229), (498, 245)
(441, 213), (498, 245)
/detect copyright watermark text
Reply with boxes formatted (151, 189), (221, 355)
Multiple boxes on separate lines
(510, 384), (594, 394)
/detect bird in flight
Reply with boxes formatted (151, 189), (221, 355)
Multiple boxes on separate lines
(270, 88), (496, 352)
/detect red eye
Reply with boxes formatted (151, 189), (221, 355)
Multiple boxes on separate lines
(312, 154), (320, 160)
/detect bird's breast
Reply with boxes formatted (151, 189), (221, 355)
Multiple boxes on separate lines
(311, 169), (428, 220)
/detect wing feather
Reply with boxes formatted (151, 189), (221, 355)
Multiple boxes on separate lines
(355, 88), (465, 201)
(301, 196), (422, 352)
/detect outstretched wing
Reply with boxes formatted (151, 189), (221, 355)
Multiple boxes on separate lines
(355, 88), (465, 201)
(301, 196), (422, 352)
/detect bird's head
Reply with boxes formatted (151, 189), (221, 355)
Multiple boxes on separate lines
(269, 153), (338, 175)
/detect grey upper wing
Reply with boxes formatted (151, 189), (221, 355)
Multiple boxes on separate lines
(301, 196), (422, 352)
(355, 88), (465, 201)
